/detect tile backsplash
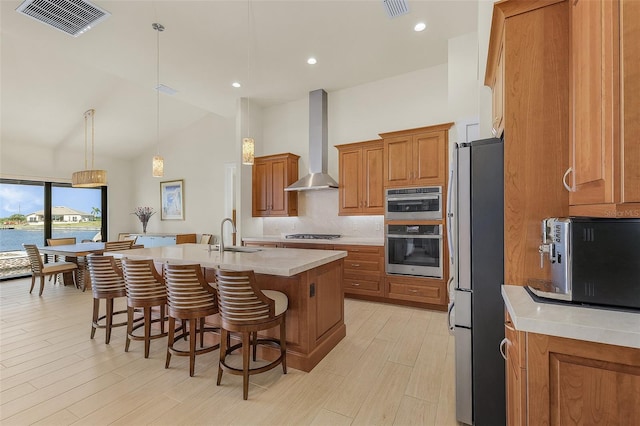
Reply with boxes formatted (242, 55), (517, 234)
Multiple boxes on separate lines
(263, 190), (384, 238)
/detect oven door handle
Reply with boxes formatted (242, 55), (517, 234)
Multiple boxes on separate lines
(387, 234), (442, 239)
(386, 195), (440, 201)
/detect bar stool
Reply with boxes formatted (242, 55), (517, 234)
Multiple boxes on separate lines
(121, 258), (168, 358)
(87, 254), (128, 344)
(163, 263), (220, 377)
(215, 269), (288, 400)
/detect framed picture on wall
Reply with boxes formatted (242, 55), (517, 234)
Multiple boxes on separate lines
(160, 179), (184, 220)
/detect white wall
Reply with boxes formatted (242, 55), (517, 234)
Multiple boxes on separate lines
(0, 141), (133, 241)
(129, 112), (236, 239)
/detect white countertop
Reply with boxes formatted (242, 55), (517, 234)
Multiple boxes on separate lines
(106, 243), (347, 277)
(502, 285), (640, 349)
(243, 235), (384, 246)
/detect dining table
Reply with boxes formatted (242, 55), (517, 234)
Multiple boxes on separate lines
(39, 242), (141, 291)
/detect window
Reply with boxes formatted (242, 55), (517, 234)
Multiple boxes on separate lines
(0, 179), (107, 279)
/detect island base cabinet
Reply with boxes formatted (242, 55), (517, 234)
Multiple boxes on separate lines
(521, 332), (640, 425)
(247, 259), (346, 372)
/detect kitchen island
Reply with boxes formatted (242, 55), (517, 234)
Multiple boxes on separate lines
(106, 243), (347, 372)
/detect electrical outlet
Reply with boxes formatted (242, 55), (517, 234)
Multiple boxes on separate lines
(375, 222), (382, 231)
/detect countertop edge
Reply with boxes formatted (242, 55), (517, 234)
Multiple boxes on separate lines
(502, 285), (640, 349)
(242, 236), (384, 246)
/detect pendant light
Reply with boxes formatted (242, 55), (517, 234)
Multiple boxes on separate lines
(152, 22), (165, 177)
(72, 109), (107, 187)
(242, 0), (255, 166)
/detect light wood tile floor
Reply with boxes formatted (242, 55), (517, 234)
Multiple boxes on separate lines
(0, 277), (460, 425)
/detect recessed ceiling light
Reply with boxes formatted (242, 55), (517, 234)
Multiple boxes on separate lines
(232, 82), (241, 88)
(414, 22), (427, 32)
(307, 57), (317, 65)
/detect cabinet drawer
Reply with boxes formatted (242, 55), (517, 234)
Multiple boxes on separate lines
(344, 278), (382, 296)
(386, 278), (445, 305)
(341, 245), (381, 255)
(343, 258), (380, 273)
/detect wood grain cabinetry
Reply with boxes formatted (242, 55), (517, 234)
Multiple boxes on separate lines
(504, 311), (527, 426)
(505, 322), (640, 425)
(380, 123), (453, 188)
(335, 139), (384, 215)
(567, 0), (640, 217)
(342, 245), (384, 297)
(385, 275), (446, 307)
(491, 44), (505, 138)
(486, 0), (570, 286)
(252, 153), (300, 217)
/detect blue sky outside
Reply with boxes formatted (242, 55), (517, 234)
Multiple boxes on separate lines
(0, 183), (102, 218)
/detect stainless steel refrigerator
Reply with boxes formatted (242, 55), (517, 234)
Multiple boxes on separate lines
(454, 137), (505, 425)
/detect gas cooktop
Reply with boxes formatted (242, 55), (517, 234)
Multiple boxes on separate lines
(285, 234), (341, 240)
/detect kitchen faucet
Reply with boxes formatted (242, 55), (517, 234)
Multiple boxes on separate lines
(219, 217), (237, 255)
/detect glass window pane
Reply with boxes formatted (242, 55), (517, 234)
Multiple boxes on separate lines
(51, 185), (102, 243)
(0, 181), (45, 278)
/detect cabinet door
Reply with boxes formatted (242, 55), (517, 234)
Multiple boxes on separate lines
(569, 0), (615, 205)
(362, 144), (384, 213)
(338, 147), (363, 214)
(384, 136), (413, 187)
(413, 132), (446, 186)
(269, 159), (287, 216)
(492, 45), (505, 138)
(252, 161), (270, 217)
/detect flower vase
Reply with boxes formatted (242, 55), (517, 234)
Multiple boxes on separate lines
(141, 219), (148, 234)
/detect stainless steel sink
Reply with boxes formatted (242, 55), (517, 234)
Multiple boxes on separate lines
(223, 246), (262, 253)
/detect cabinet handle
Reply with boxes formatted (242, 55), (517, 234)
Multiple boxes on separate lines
(352, 282), (360, 287)
(491, 127), (497, 137)
(409, 289), (418, 293)
(351, 263), (361, 267)
(499, 338), (509, 361)
(562, 167), (574, 192)
(504, 319), (515, 332)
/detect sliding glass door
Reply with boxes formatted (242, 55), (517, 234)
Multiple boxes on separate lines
(0, 179), (106, 279)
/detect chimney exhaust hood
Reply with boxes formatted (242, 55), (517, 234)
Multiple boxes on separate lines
(285, 89), (339, 191)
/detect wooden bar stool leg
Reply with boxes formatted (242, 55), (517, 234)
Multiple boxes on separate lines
(144, 306), (152, 358)
(125, 306), (134, 352)
(91, 298), (100, 339)
(281, 320), (287, 373)
(199, 317), (205, 348)
(160, 305), (165, 334)
(166, 316), (175, 369)
(242, 332), (250, 400)
(217, 328), (227, 386)
(105, 298), (114, 344)
(189, 319), (197, 377)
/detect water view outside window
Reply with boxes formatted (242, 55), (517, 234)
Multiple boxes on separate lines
(0, 181), (102, 279)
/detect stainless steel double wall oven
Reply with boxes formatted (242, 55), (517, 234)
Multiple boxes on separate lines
(384, 186), (443, 279)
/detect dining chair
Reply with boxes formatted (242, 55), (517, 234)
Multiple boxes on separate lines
(199, 234), (213, 245)
(121, 258), (168, 358)
(23, 244), (78, 296)
(214, 269), (288, 400)
(104, 240), (135, 268)
(45, 237), (77, 281)
(87, 254), (128, 344)
(163, 263), (221, 377)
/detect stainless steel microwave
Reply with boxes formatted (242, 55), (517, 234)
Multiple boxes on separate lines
(385, 186), (442, 220)
(531, 217), (640, 310)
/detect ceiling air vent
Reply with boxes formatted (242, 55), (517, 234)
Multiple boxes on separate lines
(382, 0), (409, 19)
(16, 0), (111, 37)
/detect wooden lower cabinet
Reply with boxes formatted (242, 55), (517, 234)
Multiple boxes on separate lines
(385, 275), (446, 307)
(505, 320), (640, 425)
(342, 245), (384, 297)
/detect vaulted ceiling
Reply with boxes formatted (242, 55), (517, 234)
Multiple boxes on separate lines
(1, 0), (478, 160)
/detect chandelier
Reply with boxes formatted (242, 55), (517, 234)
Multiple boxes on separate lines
(72, 109), (107, 187)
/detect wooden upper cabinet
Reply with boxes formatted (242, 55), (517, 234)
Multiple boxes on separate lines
(486, 0), (570, 286)
(380, 122), (453, 188)
(568, 0), (640, 217)
(252, 153), (300, 217)
(336, 139), (384, 215)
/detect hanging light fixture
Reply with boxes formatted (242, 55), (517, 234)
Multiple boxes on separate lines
(242, 0), (255, 166)
(72, 109), (107, 187)
(152, 22), (165, 177)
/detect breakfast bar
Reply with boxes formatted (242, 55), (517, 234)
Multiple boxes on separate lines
(106, 243), (348, 372)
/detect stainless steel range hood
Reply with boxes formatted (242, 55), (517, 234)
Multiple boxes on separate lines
(285, 89), (339, 191)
